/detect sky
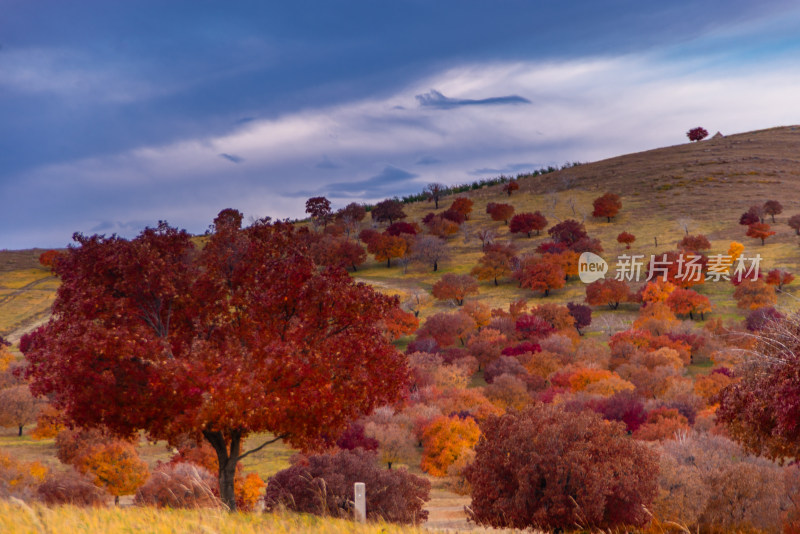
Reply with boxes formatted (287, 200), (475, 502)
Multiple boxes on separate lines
(3, 1), (800, 248)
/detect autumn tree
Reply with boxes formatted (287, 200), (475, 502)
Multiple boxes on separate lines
(305, 196), (332, 229)
(585, 279), (632, 309)
(76, 441), (150, 505)
(371, 199), (407, 225)
(517, 258), (565, 297)
(424, 214), (460, 238)
(310, 236), (366, 272)
(39, 250), (60, 269)
(687, 127), (708, 142)
(746, 222), (775, 245)
(486, 203), (515, 225)
(416, 312), (476, 347)
(666, 288), (712, 320)
(740, 206), (763, 226)
(449, 197), (474, 220)
(22, 212), (409, 510)
(789, 214), (800, 235)
(0, 385), (42, 436)
(432, 274), (479, 306)
(734, 279), (777, 310)
(502, 181), (519, 196)
(411, 235), (449, 272)
(717, 313), (800, 461)
(763, 200), (783, 222)
(425, 183), (446, 209)
(547, 219), (588, 246)
(421, 415), (480, 477)
(617, 231), (635, 249)
(509, 212), (546, 237)
(464, 404), (658, 530)
(385, 221), (418, 237)
(471, 243), (516, 285)
(592, 193), (622, 222)
(677, 234), (711, 252)
(476, 228), (496, 250)
(766, 268), (794, 290)
(367, 233), (408, 268)
(365, 421), (417, 470)
(567, 302), (592, 335)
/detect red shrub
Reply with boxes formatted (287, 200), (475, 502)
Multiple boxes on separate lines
(37, 467), (110, 507)
(264, 449), (430, 524)
(134, 463), (220, 509)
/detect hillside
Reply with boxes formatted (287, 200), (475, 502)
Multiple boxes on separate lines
(2, 125), (800, 531)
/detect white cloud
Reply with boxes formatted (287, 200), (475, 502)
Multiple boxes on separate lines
(4, 51), (800, 248)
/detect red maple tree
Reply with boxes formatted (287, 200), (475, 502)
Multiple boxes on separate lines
(22, 211), (409, 510)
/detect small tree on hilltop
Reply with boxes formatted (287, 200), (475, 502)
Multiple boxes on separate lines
(592, 193), (622, 222)
(502, 181), (519, 196)
(687, 127), (709, 142)
(617, 231), (635, 249)
(763, 200), (783, 223)
(464, 404), (658, 530)
(425, 183), (446, 209)
(746, 222), (775, 246)
(432, 274), (479, 306)
(305, 196), (332, 229)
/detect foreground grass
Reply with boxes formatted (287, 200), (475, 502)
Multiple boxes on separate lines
(0, 500), (429, 534)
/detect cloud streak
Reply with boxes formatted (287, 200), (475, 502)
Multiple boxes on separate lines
(415, 89), (531, 109)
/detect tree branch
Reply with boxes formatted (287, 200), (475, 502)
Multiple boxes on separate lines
(235, 433), (290, 463)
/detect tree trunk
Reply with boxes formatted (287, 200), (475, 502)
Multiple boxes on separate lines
(607, 217), (611, 222)
(351, 264), (357, 272)
(204, 429), (241, 511)
(433, 260), (438, 272)
(494, 277), (498, 286)
(114, 495), (120, 506)
(387, 258), (391, 268)
(387, 461), (392, 469)
(18, 425), (23, 436)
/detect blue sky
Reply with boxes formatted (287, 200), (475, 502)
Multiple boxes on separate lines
(2, 0), (800, 248)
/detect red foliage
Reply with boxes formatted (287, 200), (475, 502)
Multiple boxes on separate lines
(515, 314), (555, 341)
(592, 193), (622, 222)
(441, 209), (466, 225)
(417, 312), (476, 347)
(305, 196), (332, 227)
(449, 197), (474, 220)
(616, 232), (635, 249)
(23, 214), (409, 510)
(432, 273), (479, 306)
(566, 302), (592, 334)
(385, 221), (418, 236)
(464, 404), (658, 530)
(501, 342), (542, 356)
(367, 233), (408, 267)
(766, 268), (794, 289)
(585, 279), (631, 309)
(677, 234), (711, 252)
(686, 127), (708, 141)
(746, 222), (775, 245)
(486, 203), (515, 224)
(665, 288), (712, 320)
(471, 243), (517, 286)
(264, 449), (430, 524)
(547, 219), (588, 245)
(509, 212), (547, 237)
(336, 422), (379, 451)
(371, 199), (407, 224)
(38, 250), (60, 269)
(516, 257), (565, 297)
(502, 181), (519, 196)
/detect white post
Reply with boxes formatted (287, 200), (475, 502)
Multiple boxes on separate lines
(354, 482), (366, 523)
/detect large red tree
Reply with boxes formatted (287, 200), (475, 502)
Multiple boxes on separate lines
(22, 211), (409, 510)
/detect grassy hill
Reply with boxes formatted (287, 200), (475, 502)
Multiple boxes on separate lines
(2, 125), (800, 531)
